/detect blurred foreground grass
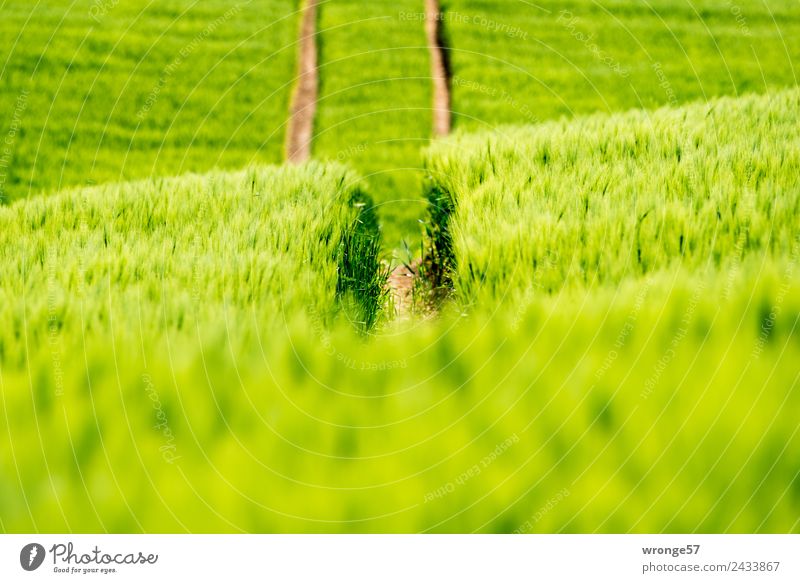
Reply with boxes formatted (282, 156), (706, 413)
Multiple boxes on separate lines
(1, 255), (799, 532)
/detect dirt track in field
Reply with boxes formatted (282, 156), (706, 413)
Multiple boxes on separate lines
(286, 1), (451, 318)
(388, 260), (420, 319)
(425, 0), (451, 136)
(285, 0), (319, 163)
(387, 0), (452, 319)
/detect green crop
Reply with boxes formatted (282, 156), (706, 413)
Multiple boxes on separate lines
(425, 88), (800, 307)
(5, 1), (800, 255)
(2, 0), (800, 536)
(443, 0), (800, 131)
(2, 92), (799, 533)
(313, 0), (433, 252)
(1, 255), (798, 532)
(0, 0), (297, 203)
(0, 162), (386, 343)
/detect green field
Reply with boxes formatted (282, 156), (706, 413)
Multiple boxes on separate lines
(0, 162), (384, 334)
(1, 1), (799, 534)
(0, 0), (297, 203)
(425, 88), (800, 306)
(443, 0), (800, 129)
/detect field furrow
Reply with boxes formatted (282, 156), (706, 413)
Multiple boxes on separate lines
(425, 88), (800, 307)
(313, 1), (432, 251)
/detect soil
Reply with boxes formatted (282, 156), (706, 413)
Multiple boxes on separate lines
(285, 0), (319, 163)
(386, 256), (448, 321)
(388, 259), (421, 318)
(425, 0), (451, 136)
(287, 0), (452, 319)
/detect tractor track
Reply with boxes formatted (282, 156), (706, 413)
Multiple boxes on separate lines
(286, 1), (453, 319)
(285, 0), (319, 163)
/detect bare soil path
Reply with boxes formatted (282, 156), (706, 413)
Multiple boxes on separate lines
(425, 0), (451, 136)
(285, 0), (319, 163)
